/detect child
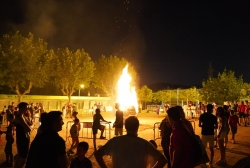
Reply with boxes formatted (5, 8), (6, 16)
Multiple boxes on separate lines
(92, 109), (110, 151)
(229, 110), (240, 143)
(69, 118), (80, 154)
(0, 114), (15, 167)
(70, 141), (92, 168)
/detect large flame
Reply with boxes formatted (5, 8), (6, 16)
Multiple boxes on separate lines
(116, 65), (138, 113)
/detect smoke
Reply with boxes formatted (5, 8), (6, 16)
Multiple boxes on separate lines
(0, 0), (146, 67)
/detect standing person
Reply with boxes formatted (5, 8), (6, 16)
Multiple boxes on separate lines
(216, 107), (230, 166)
(164, 102), (170, 112)
(69, 118), (80, 154)
(199, 104), (218, 167)
(0, 114), (15, 167)
(238, 101), (245, 125)
(159, 114), (172, 168)
(167, 107), (194, 168)
(62, 104), (67, 119)
(244, 100), (249, 126)
(233, 100), (238, 113)
(70, 141), (92, 168)
(155, 105), (160, 118)
(92, 109), (110, 151)
(94, 116), (167, 168)
(229, 110), (240, 144)
(26, 111), (69, 168)
(113, 103), (123, 137)
(14, 102), (31, 168)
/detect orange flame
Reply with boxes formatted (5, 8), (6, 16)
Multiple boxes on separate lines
(116, 65), (138, 113)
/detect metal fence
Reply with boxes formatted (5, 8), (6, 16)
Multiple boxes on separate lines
(153, 119), (196, 141)
(65, 121), (111, 144)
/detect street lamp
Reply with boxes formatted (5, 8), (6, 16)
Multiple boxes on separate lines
(79, 84), (84, 98)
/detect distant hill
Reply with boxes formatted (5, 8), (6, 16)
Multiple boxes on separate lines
(147, 83), (201, 92)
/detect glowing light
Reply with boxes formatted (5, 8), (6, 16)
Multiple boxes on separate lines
(116, 65), (138, 114)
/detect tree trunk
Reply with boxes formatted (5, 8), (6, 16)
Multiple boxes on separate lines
(68, 94), (71, 103)
(18, 95), (23, 102)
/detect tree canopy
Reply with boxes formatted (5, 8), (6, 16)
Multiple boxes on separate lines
(201, 69), (243, 104)
(0, 31), (53, 101)
(137, 85), (153, 104)
(53, 48), (95, 102)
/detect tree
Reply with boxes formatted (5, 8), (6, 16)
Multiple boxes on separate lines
(93, 55), (137, 107)
(0, 31), (54, 101)
(201, 69), (243, 104)
(53, 48), (95, 102)
(137, 85), (153, 109)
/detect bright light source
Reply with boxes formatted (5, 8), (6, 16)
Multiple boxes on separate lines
(80, 84), (84, 88)
(116, 65), (138, 113)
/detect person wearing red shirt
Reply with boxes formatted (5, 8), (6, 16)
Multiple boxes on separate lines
(238, 101), (245, 125)
(229, 110), (240, 143)
(167, 107), (193, 168)
(244, 100), (249, 126)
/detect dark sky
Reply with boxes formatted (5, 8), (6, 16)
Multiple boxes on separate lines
(1, 0), (250, 87)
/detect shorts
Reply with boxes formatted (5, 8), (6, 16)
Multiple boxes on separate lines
(217, 131), (227, 140)
(239, 112), (245, 118)
(115, 128), (123, 136)
(92, 125), (104, 135)
(16, 138), (30, 158)
(201, 135), (214, 147)
(231, 126), (237, 134)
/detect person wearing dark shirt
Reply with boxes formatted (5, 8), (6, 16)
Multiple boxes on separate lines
(92, 109), (110, 151)
(26, 111), (69, 168)
(233, 100), (238, 113)
(70, 141), (92, 168)
(0, 114), (15, 167)
(14, 102), (31, 168)
(113, 103), (123, 136)
(199, 104), (218, 167)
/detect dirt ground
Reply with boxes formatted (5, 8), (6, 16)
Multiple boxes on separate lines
(0, 111), (249, 168)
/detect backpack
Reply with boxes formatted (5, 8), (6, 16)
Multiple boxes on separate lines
(192, 134), (203, 166)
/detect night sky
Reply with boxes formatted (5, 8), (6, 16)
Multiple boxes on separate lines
(1, 0), (250, 87)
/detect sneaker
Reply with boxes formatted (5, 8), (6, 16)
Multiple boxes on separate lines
(100, 136), (106, 139)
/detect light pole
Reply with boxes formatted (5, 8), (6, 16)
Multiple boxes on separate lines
(79, 84), (84, 98)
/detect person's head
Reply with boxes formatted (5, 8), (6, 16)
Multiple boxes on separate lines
(95, 108), (100, 114)
(12, 102), (14, 105)
(175, 106), (185, 119)
(206, 104), (213, 113)
(115, 103), (120, 110)
(241, 101), (244, 105)
(167, 107), (181, 125)
(18, 102), (28, 114)
(46, 111), (63, 132)
(7, 114), (14, 122)
(230, 110), (234, 116)
(223, 105), (229, 112)
(72, 111), (78, 117)
(77, 141), (89, 158)
(8, 105), (11, 109)
(216, 107), (224, 117)
(125, 116), (139, 135)
(234, 100), (237, 104)
(245, 100), (248, 105)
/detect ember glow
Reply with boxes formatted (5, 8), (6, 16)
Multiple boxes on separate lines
(116, 65), (138, 113)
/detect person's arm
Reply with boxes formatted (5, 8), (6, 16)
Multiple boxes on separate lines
(94, 147), (108, 168)
(171, 146), (182, 168)
(214, 117), (218, 129)
(57, 154), (69, 168)
(152, 155), (167, 168)
(198, 116), (202, 127)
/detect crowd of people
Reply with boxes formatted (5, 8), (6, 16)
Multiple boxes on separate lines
(0, 100), (249, 167)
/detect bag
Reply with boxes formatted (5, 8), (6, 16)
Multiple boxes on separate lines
(192, 134), (203, 166)
(194, 134), (210, 166)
